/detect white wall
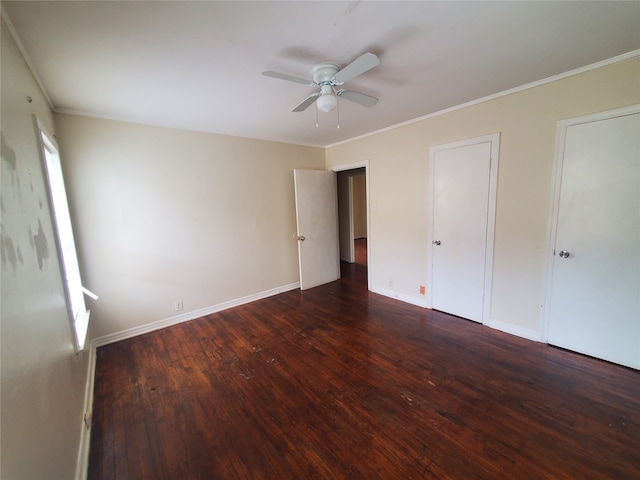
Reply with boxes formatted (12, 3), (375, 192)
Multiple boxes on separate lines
(326, 57), (640, 338)
(1, 18), (90, 480)
(54, 114), (325, 339)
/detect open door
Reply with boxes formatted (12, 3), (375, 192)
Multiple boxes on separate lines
(294, 169), (340, 290)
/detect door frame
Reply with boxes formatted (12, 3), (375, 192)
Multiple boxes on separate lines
(332, 160), (371, 291)
(540, 104), (640, 343)
(426, 133), (500, 326)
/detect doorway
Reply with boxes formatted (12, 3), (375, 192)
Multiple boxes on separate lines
(337, 167), (367, 265)
(333, 161), (370, 289)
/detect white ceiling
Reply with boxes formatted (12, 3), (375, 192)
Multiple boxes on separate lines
(3, 1), (639, 147)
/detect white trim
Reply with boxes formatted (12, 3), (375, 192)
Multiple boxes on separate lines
(488, 319), (540, 343)
(34, 116), (91, 351)
(92, 282), (300, 347)
(426, 133), (500, 326)
(75, 342), (97, 480)
(540, 104), (640, 343)
(331, 160), (369, 172)
(370, 286), (429, 308)
(327, 50), (640, 148)
(331, 160), (372, 291)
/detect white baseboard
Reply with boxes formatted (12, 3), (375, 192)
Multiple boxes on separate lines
(75, 341), (97, 480)
(370, 285), (429, 308)
(368, 288), (541, 345)
(488, 318), (541, 342)
(92, 281), (300, 347)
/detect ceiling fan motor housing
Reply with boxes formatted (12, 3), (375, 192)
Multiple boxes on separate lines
(313, 64), (340, 86)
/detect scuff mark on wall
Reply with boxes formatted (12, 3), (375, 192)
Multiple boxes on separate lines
(33, 218), (50, 270)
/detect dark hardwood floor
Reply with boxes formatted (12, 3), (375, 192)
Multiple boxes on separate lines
(354, 238), (367, 266)
(89, 262), (640, 479)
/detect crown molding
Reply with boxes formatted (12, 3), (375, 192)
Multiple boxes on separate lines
(327, 49), (640, 148)
(1, 6), (54, 109)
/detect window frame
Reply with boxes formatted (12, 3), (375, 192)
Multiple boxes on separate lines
(34, 116), (90, 351)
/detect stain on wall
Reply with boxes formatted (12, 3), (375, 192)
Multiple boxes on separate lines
(1, 132), (17, 169)
(2, 125), (52, 274)
(33, 219), (50, 271)
(1, 132), (22, 275)
(1, 226), (19, 274)
(1, 132), (21, 195)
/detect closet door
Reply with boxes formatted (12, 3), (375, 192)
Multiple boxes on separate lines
(547, 108), (640, 369)
(428, 134), (499, 324)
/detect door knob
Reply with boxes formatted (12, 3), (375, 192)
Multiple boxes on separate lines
(298, 236), (305, 241)
(433, 240), (441, 245)
(558, 250), (570, 258)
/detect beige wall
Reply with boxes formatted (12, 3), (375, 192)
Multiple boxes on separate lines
(54, 114), (325, 339)
(1, 19), (89, 480)
(326, 57), (640, 336)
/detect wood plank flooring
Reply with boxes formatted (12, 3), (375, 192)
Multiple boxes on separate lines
(354, 238), (367, 266)
(89, 262), (640, 479)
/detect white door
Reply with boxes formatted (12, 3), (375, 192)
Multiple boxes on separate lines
(428, 135), (498, 323)
(294, 169), (340, 290)
(547, 108), (640, 369)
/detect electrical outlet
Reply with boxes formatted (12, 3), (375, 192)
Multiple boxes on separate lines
(175, 300), (183, 312)
(419, 285), (426, 295)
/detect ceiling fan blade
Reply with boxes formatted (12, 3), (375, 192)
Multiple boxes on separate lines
(293, 93), (321, 112)
(333, 52), (379, 84)
(262, 70), (315, 86)
(336, 89), (378, 108)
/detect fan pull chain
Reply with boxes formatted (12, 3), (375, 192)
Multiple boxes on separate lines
(316, 103), (319, 128)
(336, 97), (340, 129)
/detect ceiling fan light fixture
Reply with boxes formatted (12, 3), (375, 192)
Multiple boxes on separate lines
(263, 53), (379, 115)
(316, 92), (337, 113)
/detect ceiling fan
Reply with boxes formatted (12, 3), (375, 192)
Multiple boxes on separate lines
(262, 52), (380, 113)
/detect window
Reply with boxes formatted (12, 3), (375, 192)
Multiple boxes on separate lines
(36, 118), (94, 350)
